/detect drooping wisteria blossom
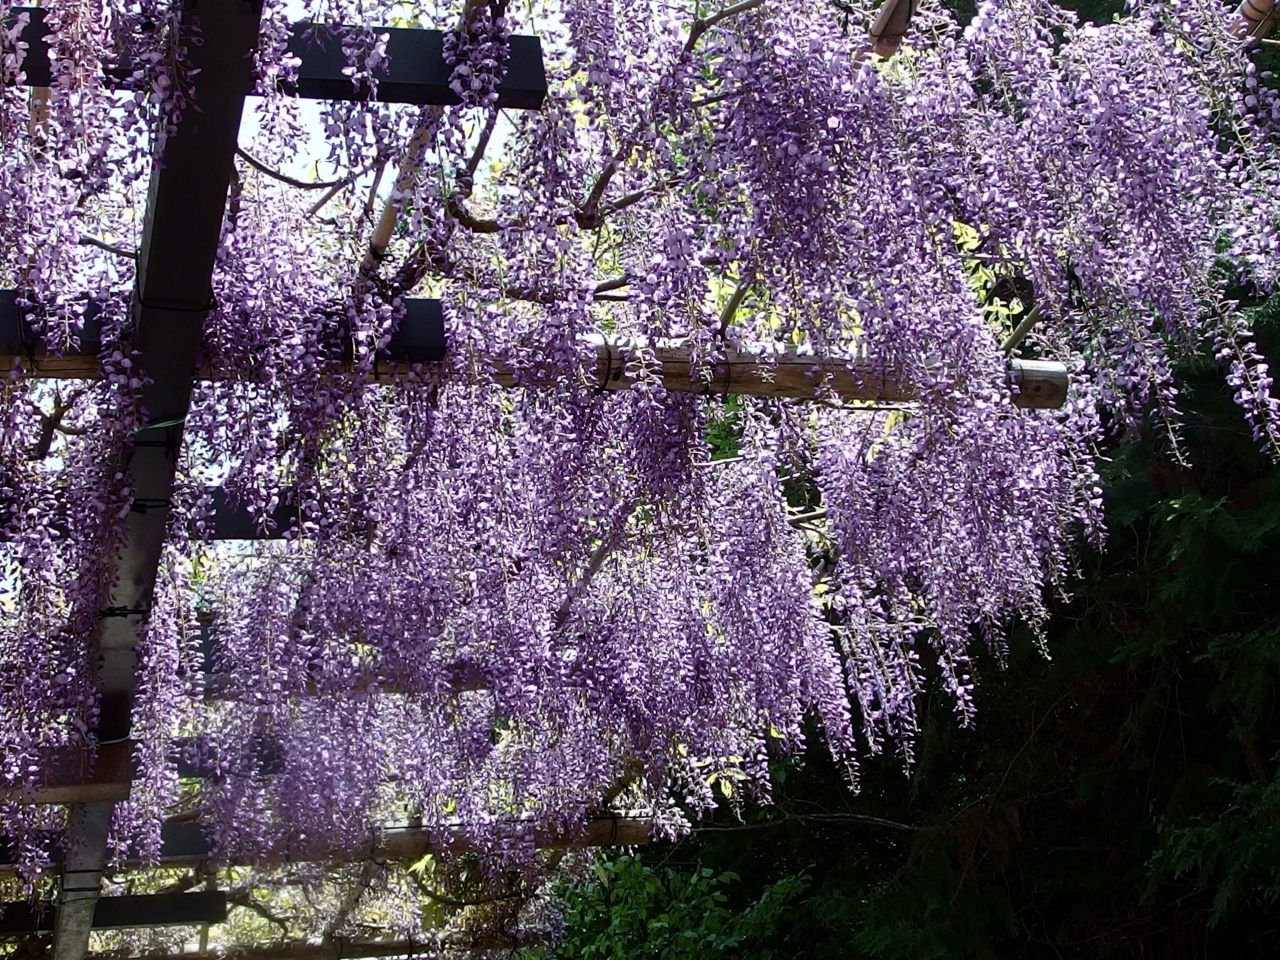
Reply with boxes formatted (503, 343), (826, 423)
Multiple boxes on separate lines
(2, 0), (1278, 890)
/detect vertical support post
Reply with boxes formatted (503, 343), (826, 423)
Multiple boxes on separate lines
(50, 804), (112, 957)
(50, 1), (264, 959)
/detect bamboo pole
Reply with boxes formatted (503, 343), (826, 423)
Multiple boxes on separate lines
(0, 343), (1069, 408)
(126, 815), (653, 868)
(476, 336), (1070, 409)
(1, 815), (653, 875)
(1234, 0), (1278, 38)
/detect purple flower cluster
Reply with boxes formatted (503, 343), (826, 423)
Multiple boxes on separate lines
(1, 0), (1279, 899)
(442, 7), (510, 109)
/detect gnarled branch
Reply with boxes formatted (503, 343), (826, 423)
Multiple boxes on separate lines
(685, 0), (766, 52)
(78, 235), (136, 260)
(236, 147), (355, 190)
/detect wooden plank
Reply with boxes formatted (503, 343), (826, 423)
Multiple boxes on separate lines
(0, 893), (227, 936)
(8, 7), (547, 108)
(1, 742), (134, 805)
(284, 26), (546, 108)
(0, 292), (1069, 408)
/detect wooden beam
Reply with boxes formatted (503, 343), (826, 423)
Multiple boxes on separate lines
(8, 7), (547, 109)
(2, 741), (133, 805)
(49, 2), (267, 958)
(0, 893), (227, 936)
(0, 294), (1069, 408)
(284, 25), (546, 108)
(2, 822), (210, 874)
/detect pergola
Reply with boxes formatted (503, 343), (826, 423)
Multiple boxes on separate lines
(0, 0), (1099, 956)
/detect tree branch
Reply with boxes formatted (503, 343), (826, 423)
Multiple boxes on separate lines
(690, 88), (745, 110)
(593, 275), (632, 295)
(576, 173), (687, 229)
(554, 501), (637, 630)
(787, 509), (827, 527)
(30, 387), (87, 460)
(459, 107), (502, 193)
(410, 873), (524, 910)
(322, 861), (381, 946)
(236, 147), (355, 190)
(717, 276), (753, 336)
(78, 235), (136, 260)
(576, 162), (619, 230)
(685, 0), (766, 52)
(446, 195), (505, 234)
(1001, 304), (1043, 356)
(228, 890), (293, 935)
(360, 159), (389, 224)
(308, 156), (384, 219)
(574, 0), (760, 228)
(599, 758), (644, 808)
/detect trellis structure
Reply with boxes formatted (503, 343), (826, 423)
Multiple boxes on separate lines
(0, 0), (1075, 951)
(2, 0), (559, 954)
(6, 0), (1273, 956)
(0, 0), (1056, 954)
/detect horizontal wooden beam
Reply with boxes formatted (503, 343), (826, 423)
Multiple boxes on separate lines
(90, 935), (522, 960)
(1, 816), (651, 873)
(8, 8), (547, 109)
(3, 741), (132, 805)
(0, 822), (206, 873)
(284, 24), (547, 109)
(0, 293), (1068, 408)
(0, 892), (227, 936)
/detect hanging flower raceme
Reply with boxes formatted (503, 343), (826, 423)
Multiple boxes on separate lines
(0, 0), (164, 882)
(3, 0), (1280, 897)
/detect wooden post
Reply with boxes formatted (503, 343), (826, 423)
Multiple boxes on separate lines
(870, 0), (917, 58)
(46, 1), (267, 957)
